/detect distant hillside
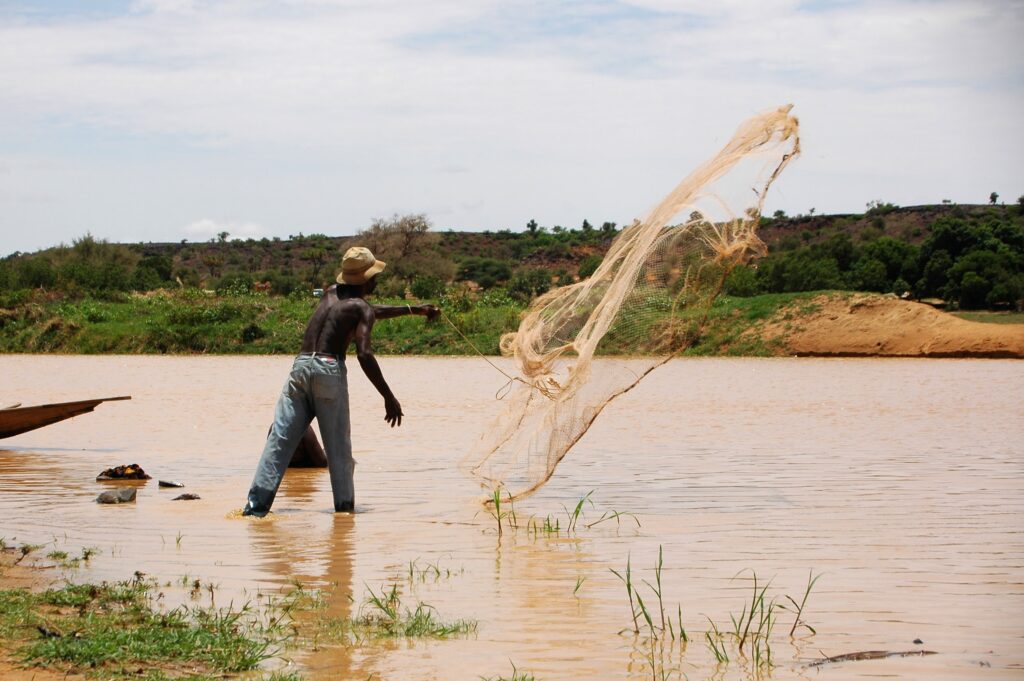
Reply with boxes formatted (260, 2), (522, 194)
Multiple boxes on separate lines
(2, 202), (1021, 312)
(129, 203), (1004, 281)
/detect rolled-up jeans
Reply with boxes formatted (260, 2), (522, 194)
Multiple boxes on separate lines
(243, 354), (353, 516)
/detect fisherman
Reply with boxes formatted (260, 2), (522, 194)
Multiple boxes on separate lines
(242, 246), (439, 516)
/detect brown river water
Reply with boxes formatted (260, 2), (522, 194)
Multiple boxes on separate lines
(1, 355), (1022, 680)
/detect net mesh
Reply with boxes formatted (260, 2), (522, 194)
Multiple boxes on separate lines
(462, 105), (801, 501)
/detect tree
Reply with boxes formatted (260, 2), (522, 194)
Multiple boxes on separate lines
(348, 213), (455, 286)
(217, 231), (230, 243)
(526, 219), (539, 235)
(852, 257), (888, 292)
(302, 234), (332, 287)
(202, 253), (224, 280)
(989, 192), (999, 205)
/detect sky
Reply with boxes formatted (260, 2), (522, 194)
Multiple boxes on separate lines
(1, 0), (1021, 255)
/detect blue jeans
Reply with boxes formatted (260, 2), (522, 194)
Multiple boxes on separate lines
(243, 354), (354, 516)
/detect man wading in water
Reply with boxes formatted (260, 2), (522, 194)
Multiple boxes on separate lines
(242, 246), (439, 516)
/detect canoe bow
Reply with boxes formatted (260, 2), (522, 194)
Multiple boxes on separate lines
(0, 396), (132, 439)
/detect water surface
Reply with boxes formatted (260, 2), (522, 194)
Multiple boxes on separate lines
(1, 356), (1021, 679)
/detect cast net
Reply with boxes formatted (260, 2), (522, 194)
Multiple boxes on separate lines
(462, 105), (800, 501)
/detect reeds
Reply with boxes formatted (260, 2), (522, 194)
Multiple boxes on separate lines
(726, 571), (777, 669)
(610, 549), (821, 678)
(610, 547), (686, 643)
(490, 490), (640, 540)
(407, 556), (461, 583)
(562, 489), (594, 533)
(781, 569), (821, 636)
(486, 488), (518, 537)
(346, 583), (477, 640)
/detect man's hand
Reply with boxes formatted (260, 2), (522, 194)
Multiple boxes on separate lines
(423, 305), (441, 322)
(384, 395), (403, 427)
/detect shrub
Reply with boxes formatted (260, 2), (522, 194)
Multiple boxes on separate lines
(507, 268), (552, 302)
(457, 257), (512, 289)
(577, 254), (602, 279)
(724, 264), (761, 297)
(410, 275), (445, 299)
(240, 323), (266, 342)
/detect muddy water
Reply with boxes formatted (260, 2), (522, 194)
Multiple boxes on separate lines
(1, 356), (1022, 680)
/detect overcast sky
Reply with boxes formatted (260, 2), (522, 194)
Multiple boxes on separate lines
(1, 0), (1021, 255)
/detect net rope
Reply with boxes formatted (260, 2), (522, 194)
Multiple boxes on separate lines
(461, 105), (801, 501)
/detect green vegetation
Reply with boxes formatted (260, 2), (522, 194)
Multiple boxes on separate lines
(609, 549), (821, 679)
(316, 582), (477, 643)
(0, 578), (301, 677)
(952, 310), (1024, 324)
(0, 288), (523, 355)
(0, 203), (1020, 356)
(736, 204), (1024, 310)
(0, 538), (479, 679)
(484, 489), (641, 539)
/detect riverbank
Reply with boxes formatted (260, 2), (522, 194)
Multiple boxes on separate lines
(0, 544), (311, 680)
(0, 289), (1020, 358)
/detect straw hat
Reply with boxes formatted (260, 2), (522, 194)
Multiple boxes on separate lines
(338, 247), (386, 284)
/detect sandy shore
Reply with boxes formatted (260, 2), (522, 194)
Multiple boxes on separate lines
(754, 294), (1024, 357)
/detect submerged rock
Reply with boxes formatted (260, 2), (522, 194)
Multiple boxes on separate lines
(96, 488), (137, 504)
(172, 493), (200, 501)
(158, 480), (185, 488)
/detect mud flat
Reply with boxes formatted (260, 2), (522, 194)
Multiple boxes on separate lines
(0, 355), (1021, 679)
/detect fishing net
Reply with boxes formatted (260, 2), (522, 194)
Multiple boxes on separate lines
(461, 105), (801, 501)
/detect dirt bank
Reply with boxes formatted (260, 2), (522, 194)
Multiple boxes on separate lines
(755, 294), (1024, 358)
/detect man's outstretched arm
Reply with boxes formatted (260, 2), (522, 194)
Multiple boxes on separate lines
(353, 305), (402, 427)
(372, 304), (440, 321)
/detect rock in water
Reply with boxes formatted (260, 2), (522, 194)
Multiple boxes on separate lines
(158, 480), (185, 488)
(96, 488), (137, 504)
(172, 493), (200, 501)
(96, 464), (151, 481)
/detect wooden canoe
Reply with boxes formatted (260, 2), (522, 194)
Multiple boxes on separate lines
(0, 396), (131, 439)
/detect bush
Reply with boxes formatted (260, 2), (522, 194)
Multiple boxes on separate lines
(507, 268), (552, 302)
(240, 323), (266, 342)
(216, 273), (255, 296)
(851, 257), (888, 292)
(17, 257), (57, 288)
(724, 264), (761, 297)
(410, 275), (445, 299)
(577, 254), (602, 279)
(457, 257), (512, 289)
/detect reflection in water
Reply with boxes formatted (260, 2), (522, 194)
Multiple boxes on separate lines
(0, 356), (1022, 680)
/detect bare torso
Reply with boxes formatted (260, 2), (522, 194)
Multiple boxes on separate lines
(296, 282), (439, 428)
(299, 284), (370, 357)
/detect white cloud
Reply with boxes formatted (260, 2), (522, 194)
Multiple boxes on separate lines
(0, 0), (1021, 253)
